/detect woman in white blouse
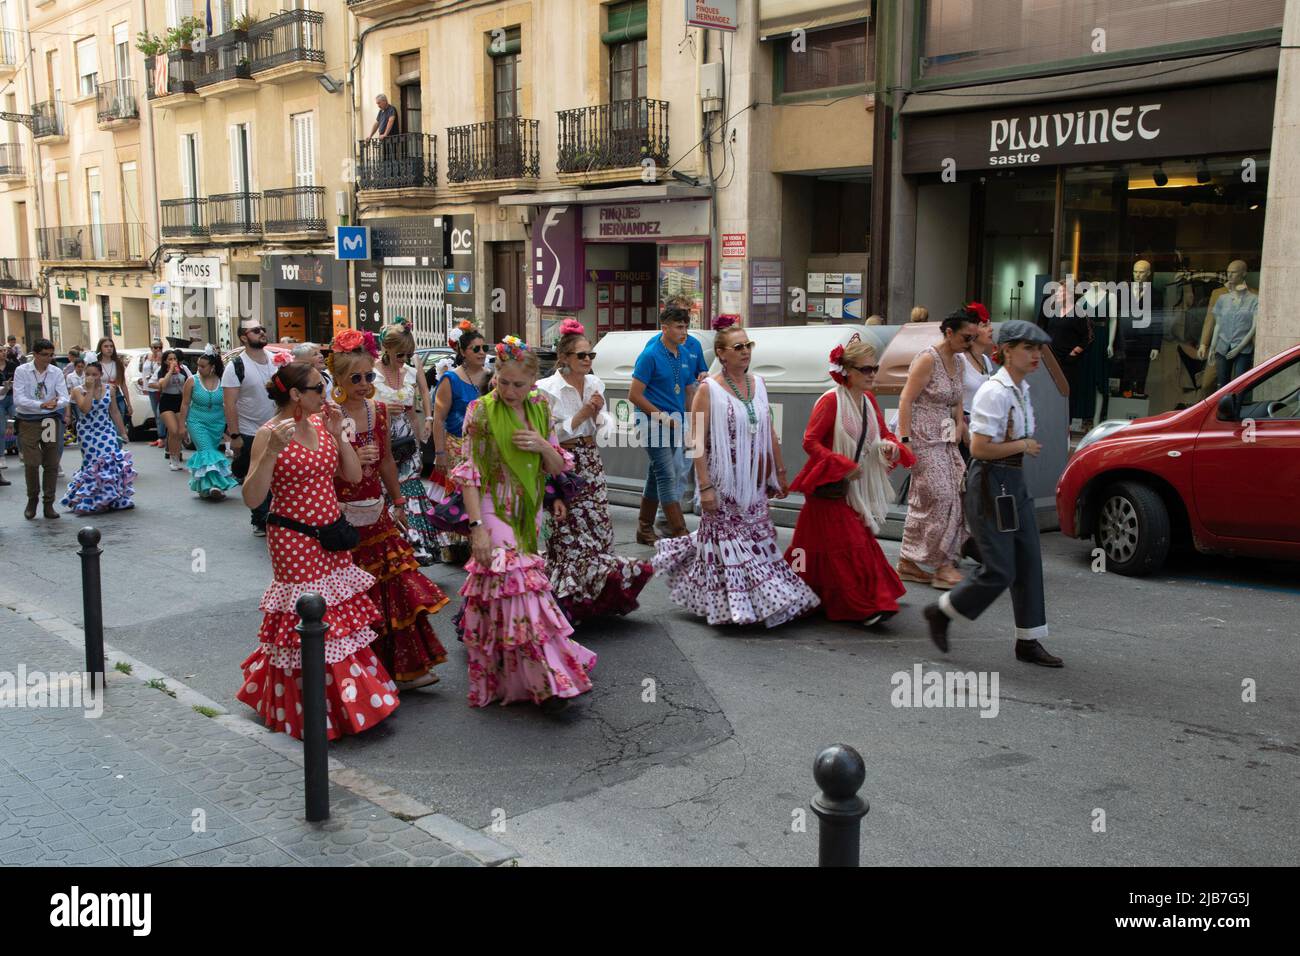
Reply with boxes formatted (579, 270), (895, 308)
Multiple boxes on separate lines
(537, 319), (653, 625)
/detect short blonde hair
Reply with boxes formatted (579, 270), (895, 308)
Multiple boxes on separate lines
(330, 348), (372, 385)
(713, 322), (746, 354)
(842, 339), (877, 368)
(380, 323), (415, 359)
(909, 306), (929, 323)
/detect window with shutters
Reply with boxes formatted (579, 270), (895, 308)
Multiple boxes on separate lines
(76, 38), (98, 98)
(777, 22), (870, 96)
(291, 112), (315, 186)
(492, 28), (521, 120)
(113, 24), (130, 80)
(121, 161), (142, 257)
(55, 172), (71, 228)
(229, 123), (250, 192)
(396, 52), (420, 135)
(180, 133), (199, 198)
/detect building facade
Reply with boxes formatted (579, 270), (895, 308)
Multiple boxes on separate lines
(886, 0), (1289, 423)
(148, 0), (351, 350)
(0, 0), (42, 349)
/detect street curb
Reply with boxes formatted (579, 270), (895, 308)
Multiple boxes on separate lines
(0, 594), (522, 867)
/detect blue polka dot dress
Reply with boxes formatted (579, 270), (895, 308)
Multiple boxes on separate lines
(61, 394), (137, 515)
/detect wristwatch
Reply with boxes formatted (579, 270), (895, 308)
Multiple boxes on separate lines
(900, 436), (911, 444)
(467, 519), (484, 529)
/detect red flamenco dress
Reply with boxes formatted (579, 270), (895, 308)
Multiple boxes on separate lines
(236, 414), (398, 739)
(335, 402), (450, 684)
(785, 391), (916, 621)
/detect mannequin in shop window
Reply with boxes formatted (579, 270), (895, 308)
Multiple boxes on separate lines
(1197, 259), (1258, 393)
(1105, 261), (1162, 400)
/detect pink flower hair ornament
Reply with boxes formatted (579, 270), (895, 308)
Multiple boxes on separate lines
(495, 335), (529, 363)
(712, 315), (739, 332)
(558, 317), (586, 337)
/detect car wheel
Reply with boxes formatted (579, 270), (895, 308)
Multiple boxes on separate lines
(1093, 481), (1171, 576)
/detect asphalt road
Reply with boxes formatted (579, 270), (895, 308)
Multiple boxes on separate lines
(1, 443), (1296, 866)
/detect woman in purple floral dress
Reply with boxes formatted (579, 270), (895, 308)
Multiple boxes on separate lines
(653, 318), (819, 627)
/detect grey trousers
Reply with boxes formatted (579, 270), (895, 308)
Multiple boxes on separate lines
(939, 461), (1048, 641)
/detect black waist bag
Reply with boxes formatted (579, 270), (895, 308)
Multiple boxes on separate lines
(266, 513), (360, 552)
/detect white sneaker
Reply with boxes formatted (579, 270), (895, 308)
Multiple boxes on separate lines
(169, 461), (182, 471)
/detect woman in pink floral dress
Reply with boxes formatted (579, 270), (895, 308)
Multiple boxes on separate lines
(896, 309), (980, 590)
(451, 337), (596, 713)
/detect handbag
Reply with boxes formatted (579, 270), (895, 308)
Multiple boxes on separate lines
(812, 396), (870, 499)
(390, 435), (418, 463)
(266, 513), (360, 552)
(338, 496), (385, 528)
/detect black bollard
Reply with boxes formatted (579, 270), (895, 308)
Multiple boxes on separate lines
(810, 743), (869, 867)
(77, 527), (105, 695)
(296, 593), (330, 823)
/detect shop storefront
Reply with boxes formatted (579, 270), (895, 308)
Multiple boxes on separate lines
(904, 77), (1276, 422)
(531, 197), (712, 344)
(353, 215), (447, 348)
(3, 294), (44, 351)
(262, 253), (349, 346)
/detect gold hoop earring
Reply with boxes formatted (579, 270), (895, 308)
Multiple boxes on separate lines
(331, 385), (346, 403)
(365, 383), (376, 399)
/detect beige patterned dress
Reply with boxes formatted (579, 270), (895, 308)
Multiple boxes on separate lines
(900, 345), (966, 569)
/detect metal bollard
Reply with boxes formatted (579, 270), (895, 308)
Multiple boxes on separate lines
(77, 527), (105, 695)
(810, 743), (869, 867)
(296, 593), (330, 823)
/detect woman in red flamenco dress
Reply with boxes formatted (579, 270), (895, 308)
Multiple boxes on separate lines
(235, 360), (398, 739)
(329, 330), (450, 690)
(785, 335), (916, 626)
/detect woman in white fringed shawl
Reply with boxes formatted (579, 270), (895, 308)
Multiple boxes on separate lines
(651, 317), (820, 628)
(785, 335), (915, 626)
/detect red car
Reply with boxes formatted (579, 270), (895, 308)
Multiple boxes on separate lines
(1056, 344), (1300, 576)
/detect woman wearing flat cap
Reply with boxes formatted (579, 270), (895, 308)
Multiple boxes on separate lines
(923, 319), (1063, 667)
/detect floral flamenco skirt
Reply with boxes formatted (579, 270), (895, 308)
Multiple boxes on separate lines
(457, 547), (596, 708)
(652, 498), (820, 628)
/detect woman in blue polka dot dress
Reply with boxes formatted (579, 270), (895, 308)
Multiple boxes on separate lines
(61, 361), (137, 515)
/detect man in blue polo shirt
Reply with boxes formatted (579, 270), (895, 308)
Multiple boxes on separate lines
(629, 306), (708, 543)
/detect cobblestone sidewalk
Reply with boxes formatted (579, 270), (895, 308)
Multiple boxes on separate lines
(0, 608), (509, 867)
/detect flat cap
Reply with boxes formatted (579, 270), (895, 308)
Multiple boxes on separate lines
(996, 320), (1053, 346)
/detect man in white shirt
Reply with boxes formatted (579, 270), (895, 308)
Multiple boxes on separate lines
(223, 319), (279, 535)
(924, 320), (1063, 668)
(12, 338), (69, 519)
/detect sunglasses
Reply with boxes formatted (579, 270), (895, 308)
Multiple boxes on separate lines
(724, 341), (756, 353)
(243, 327), (266, 335)
(465, 344), (486, 354)
(300, 383), (326, 394)
(394, 351), (413, 360)
(957, 332), (977, 344)
(571, 351), (597, 361)
(849, 363), (881, 375)
(349, 371), (377, 385)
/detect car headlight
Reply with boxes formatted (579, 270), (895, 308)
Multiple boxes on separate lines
(1075, 419), (1130, 453)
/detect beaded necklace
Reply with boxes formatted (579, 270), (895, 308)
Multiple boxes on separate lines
(721, 371), (758, 434)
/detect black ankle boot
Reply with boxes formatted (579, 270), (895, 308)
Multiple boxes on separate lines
(1015, 639), (1063, 667)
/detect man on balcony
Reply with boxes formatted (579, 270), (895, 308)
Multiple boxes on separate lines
(368, 94), (399, 140)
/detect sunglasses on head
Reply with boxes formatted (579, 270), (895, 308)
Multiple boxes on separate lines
(349, 371), (377, 385)
(571, 351), (597, 361)
(725, 341), (756, 353)
(850, 363), (881, 375)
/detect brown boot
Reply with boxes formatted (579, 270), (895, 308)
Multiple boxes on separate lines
(25, 497), (37, 520)
(43, 499), (61, 519)
(636, 498), (660, 545)
(662, 502), (689, 537)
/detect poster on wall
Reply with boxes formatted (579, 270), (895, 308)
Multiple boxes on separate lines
(332, 304), (350, 338)
(844, 273), (863, 295)
(112, 311), (122, 336)
(277, 306), (306, 343)
(749, 258), (783, 324)
(720, 263), (743, 316)
(355, 268), (382, 331)
(658, 260), (703, 326)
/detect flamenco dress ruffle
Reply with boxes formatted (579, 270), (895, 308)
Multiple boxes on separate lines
(458, 547), (597, 707)
(354, 515), (450, 682)
(186, 446), (238, 496)
(653, 498), (820, 628)
(783, 496), (905, 620)
(61, 448), (136, 514)
(236, 550), (398, 740)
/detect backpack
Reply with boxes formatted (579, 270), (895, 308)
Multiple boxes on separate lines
(233, 355), (245, 383)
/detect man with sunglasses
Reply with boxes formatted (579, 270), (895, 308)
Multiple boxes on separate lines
(222, 319), (278, 535)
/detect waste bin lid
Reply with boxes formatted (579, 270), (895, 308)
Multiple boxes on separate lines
(592, 328), (714, 384)
(707, 323), (901, 394)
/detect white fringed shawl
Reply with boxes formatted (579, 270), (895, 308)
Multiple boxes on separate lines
(701, 376), (778, 511)
(828, 385), (894, 534)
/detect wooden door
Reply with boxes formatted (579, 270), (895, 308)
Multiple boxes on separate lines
(491, 242), (526, 340)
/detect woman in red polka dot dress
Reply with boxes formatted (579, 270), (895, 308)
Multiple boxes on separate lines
(235, 361), (398, 739)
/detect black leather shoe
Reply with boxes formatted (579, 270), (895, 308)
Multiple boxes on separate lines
(923, 604), (950, 653)
(1015, 639), (1063, 667)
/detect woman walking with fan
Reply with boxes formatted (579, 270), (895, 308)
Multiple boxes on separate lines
(785, 336), (913, 625)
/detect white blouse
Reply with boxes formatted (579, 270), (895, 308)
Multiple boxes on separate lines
(536, 371), (610, 442)
(960, 351), (995, 411)
(970, 367), (1036, 441)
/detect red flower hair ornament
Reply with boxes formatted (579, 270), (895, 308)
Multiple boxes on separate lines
(712, 315), (739, 332)
(964, 301), (991, 325)
(558, 317), (586, 337)
(827, 333), (863, 386)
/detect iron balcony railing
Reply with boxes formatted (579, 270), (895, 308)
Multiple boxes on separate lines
(160, 197), (209, 239)
(251, 8), (325, 73)
(0, 258), (35, 289)
(557, 97), (669, 173)
(31, 100), (65, 138)
(196, 30), (253, 87)
(0, 142), (24, 177)
(264, 186), (325, 233)
(96, 79), (139, 124)
(37, 223), (144, 262)
(1, 28), (19, 68)
(145, 51), (198, 99)
(209, 191), (263, 235)
(357, 132), (437, 190)
(447, 118), (541, 183)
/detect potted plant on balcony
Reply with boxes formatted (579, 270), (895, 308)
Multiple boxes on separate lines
(166, 16), (205, 53)
(135, 31), (168, 57)
(231, 12), (258, 40)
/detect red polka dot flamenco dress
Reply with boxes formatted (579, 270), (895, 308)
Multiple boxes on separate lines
(236, 414), (398, 739)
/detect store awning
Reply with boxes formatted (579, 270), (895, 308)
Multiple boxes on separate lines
(758, 0), (867, 41)
(602, 0), (647, 44)
(497, 183), (712, 206)
(901, 44), (1280, 116)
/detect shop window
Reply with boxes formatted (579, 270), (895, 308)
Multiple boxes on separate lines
(919, 0), (1286, 83)
(778, 22), (871, 95)
(811, 180), (869, 255)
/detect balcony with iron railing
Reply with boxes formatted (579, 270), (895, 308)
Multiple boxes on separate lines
(196, 30), (256, 96)
(345, 0), (427, 19)
(0, 257), (35, 290)
(160, 198), (209, 241)
(96, 79), (139, 128)
(447, 118), (540, 189)
(208, 191), (263, 239)
(0, 142), (25, 181)
(145, 51), (201, 107)
(37, 223), (145, 264)
(31, 100), (67, 143)
(556, 97), (669, 179)
(250, 8), (325, 83)
(357, 133), (437, 193)
(0, 28), (19, 73)
(264, 186), (326, 236)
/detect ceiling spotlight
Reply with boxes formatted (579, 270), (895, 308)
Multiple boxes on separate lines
(1152, 166), (1169, 188)
(317, 74), (342, 94)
